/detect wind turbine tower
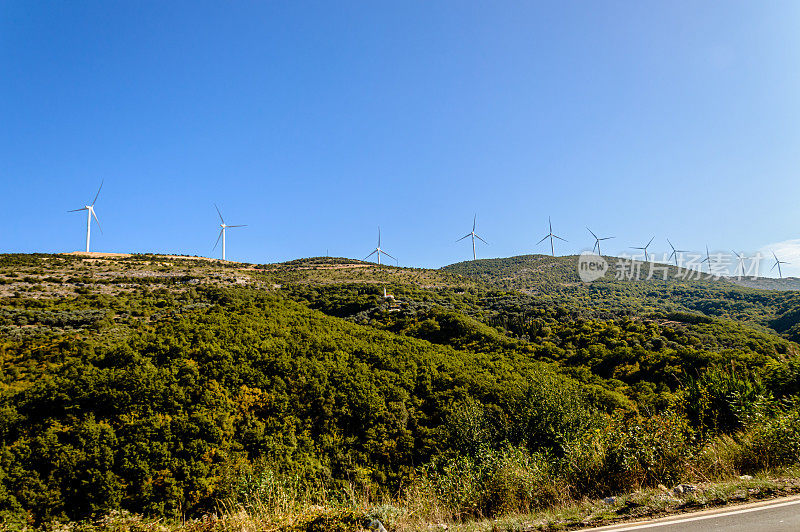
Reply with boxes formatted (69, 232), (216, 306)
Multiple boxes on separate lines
(772, 251), (789, 279)
(213, 204), (246, 261)
(667, 239), (690, 266)
(365, 227), (396, 265)
(700, 245), (712, 274)
(68, 180), (104, 252)
(537, 217), (566, 256)
(732, 251), (747, 278)
(587, 228), (613, 256)
(631, 236), (655, 261)
(456, 214), (488, 260)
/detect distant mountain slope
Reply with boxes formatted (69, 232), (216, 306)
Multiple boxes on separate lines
(441, 254), (800, 291)
(730, 276), (800, 291)
(440, 254), (800, 339)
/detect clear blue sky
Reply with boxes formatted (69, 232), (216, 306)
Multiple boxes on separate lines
(2, 1), (799, 274)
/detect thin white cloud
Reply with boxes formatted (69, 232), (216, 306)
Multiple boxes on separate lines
(758, 239), (800, 278)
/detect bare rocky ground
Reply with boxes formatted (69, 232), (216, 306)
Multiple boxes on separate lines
(0, 253), (470, 300)
(0, 253), (260, 299)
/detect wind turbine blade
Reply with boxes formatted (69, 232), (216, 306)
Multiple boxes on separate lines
(771, 262), (778, 271)
(472, 214), (476, 232)
(646, 236), (655, 247)
(91, 209), (102, 234)
(382, 250), (397, 261)
(474, 234), (488, 245)
(214, 204), (225, 224)
(553, 235), (567, 242)
(631, 246), (645, 250)
(536, 235), (549, 245)
(213, 229), (223, 251)
(772, 251), (779, 262)
(666, 238), (675, 251)
(378, 226), (381, 248)
(91, 179), (104, 206)
(456, 233), (472, 242)
(227, 224), (247, 228)
(587, 227), (598, 240)
(364, 249), (378, 260)
(548, 217), (552, 233)
(599, 236), (614, 241)
(68, 208), (87, 212)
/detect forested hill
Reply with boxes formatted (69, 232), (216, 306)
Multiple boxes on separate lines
(442, 253), (800, 292)
(1, 252), (800, 526)
(441, 254), (800, 340)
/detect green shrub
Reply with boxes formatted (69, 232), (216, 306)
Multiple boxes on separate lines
(503, 370), (601, 457)
(740, 407), (800, 472)
(682, 364), (770, 438)
(564, 410), (692, 497)
(694, 434), (744, 478)
(479, 446), (561, 516)
(695, 406), (800, 476)
(444, 399), (498, 459)
(413, 446), (560, 519)
(416, 454), (482, 518)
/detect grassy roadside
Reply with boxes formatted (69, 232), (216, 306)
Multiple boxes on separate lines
(15, 469), (800, 532)
(438, 470), (800, 532)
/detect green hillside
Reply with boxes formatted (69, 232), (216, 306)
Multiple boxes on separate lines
(442, 254), (800, 338)
(1, 253), (800, 529)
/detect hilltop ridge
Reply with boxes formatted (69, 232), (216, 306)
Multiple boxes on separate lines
(443, 253), (800, 291)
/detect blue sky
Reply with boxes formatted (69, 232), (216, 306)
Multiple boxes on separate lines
(2, 1), (799, 275)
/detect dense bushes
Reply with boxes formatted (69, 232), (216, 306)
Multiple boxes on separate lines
(413, 446), (560, 518)
(410, 409), (694, 519)
(2, 253), (800, 527)
(741, 407), (800, 471)
(695, 404), (800, 479)
(563, 411), (692, 497)
(682, 364), (772, 438)
(0, 289), (593, 523)
(283, 282), (794, 411)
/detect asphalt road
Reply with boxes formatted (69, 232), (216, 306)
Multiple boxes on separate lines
(579, 496), (800, 532)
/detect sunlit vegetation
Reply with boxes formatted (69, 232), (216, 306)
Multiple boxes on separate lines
(0, 253), (799, 530)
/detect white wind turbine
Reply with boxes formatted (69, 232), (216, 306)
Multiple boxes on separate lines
(732, 251), (747, 278)
(68, 180), (104, 253)
(457, 214), (488, 260)
(587, 227), (613, 256)
(364, 227), (396, 265)
(667, 238), (690, 266)
(772, 251), (789, 279)
(700, 245), (713, 274)
(631, 236), (655, 262)
(213, 204), (246, 261)
(537, 217), (566, 256)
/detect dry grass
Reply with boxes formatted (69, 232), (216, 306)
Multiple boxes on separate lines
(22, 471), (800, 532)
